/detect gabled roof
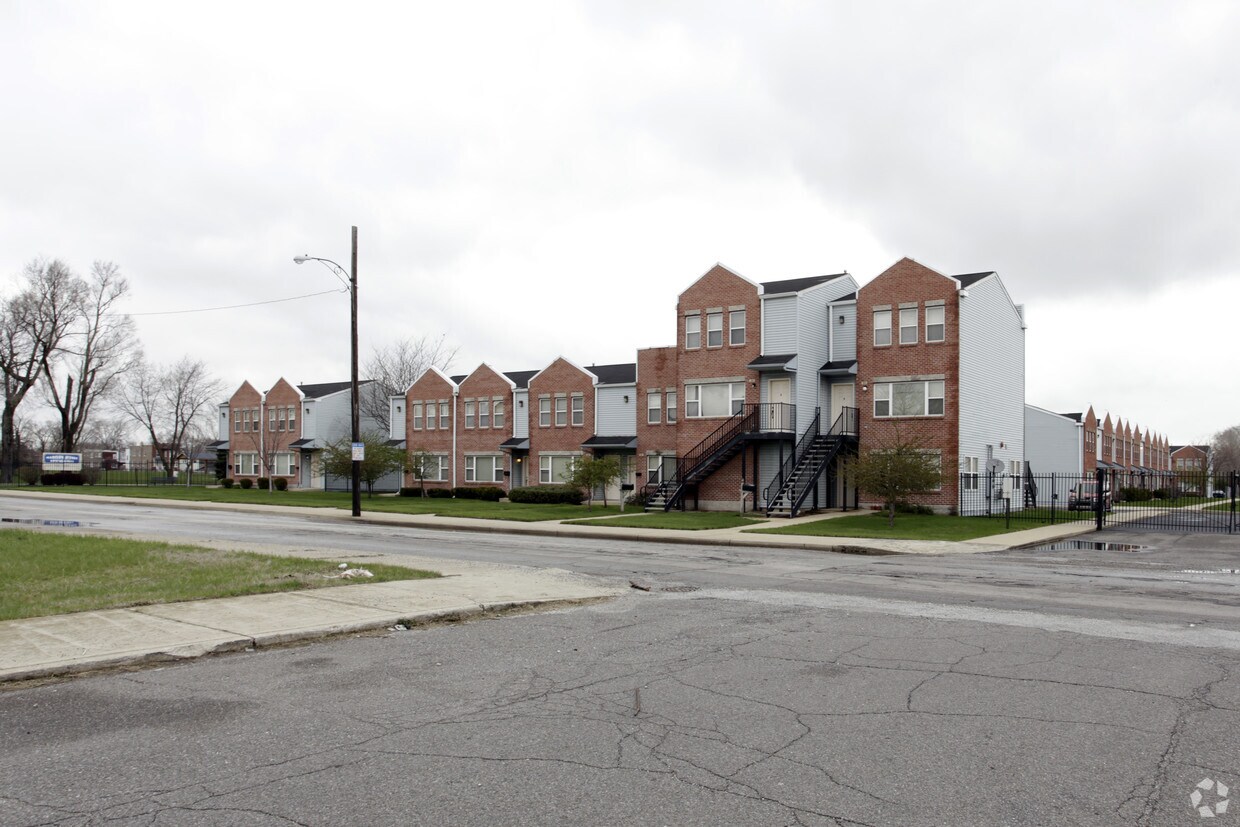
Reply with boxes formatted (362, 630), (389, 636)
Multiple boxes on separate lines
(835, 291), (856, 301)
(761, 273), (849, 295)
(503, 370), (539, 389)
(954, 272), (995, 288)
(450, 374), (467, 384)
(297, 380), (372, 399)
(1058, 412), (1084, 422)
(587, 363), (637, 385)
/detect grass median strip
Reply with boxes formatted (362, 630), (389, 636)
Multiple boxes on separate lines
(564, 512), (765, 530)
(0, 529), (439, 622)
(6, 486), (622, 521)
(745, 513), (1026, 541)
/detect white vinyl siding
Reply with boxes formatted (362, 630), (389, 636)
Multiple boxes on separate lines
(513, 391), (529, 438)
(594, 385), (635, 437)
(761, 296), (797, 353)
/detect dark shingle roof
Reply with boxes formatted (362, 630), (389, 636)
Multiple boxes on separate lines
(587, 363), (636, 385)
(1059, 412), (1084, 422)
(747, 354), (796, 370)
(297, 380), (372, 399)
(761, 274), (849, 295)
(450, 374), (467, 384)
(954, 272), (994, 288)
(504, 370), (539, 389)
(836, 291), (856, 301)
(582, 435), (637, 449)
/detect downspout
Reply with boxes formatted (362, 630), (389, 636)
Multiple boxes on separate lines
(451, 389), (459, 488)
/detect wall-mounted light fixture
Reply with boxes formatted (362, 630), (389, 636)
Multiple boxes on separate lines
(623, 394), (630, 403)
(861, 384), (868, 392)
(838, 315), (846, 324)
(519, 399), (524, 408)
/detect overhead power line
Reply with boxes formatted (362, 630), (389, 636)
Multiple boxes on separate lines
(122, 287), (346, 317)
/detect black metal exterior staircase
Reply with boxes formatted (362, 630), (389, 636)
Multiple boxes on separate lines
(644, 405), (761, 512)
(763, 407), (859, 518)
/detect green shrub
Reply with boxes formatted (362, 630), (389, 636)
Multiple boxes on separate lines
(273, 477), (289, 491)
(1152, 488), (1170, 500)
(18, 466), (41, 486)
(894, 501), (935, 515)
(239, 478), (253, 490)
(452, 486), (504, 501)
(221, 478), (235, 489)
(1120, 487), (1152, 502)
(426, 488), (454, 498)
(40, 472), (85, 486)
(508, 485), (583, 505)
(257, 477), (271, 490)
(399, 487), (423, 497)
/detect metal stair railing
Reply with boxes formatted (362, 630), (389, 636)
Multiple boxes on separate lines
(767, 407), (859, 517)
(763, 408), (820, 506)
(662, 404), (761, 510)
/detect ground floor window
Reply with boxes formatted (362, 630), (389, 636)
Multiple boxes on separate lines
(273, 452), (295, 476)
(540, 454), (579, 484)
(234, 452), (258, 476)
(961, 456), (979, 490)
(466, 454), (505, 483)
(646, 453), (677, 484)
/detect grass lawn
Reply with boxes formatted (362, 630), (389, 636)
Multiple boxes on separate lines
(0, 529), (439, 621)
(745, 512), (1030, 541)
(563, 511), (765, 530)
(7, 485), (623, 522)
(1116, 497), (1213, 509)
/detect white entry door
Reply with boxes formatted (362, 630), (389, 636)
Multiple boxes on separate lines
(830, 383), (855, 431)
(768, 378), (792, 431)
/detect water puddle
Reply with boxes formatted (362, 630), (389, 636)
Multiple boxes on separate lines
(1, 517), (92, 527)
(1029, 540), (1150, 553)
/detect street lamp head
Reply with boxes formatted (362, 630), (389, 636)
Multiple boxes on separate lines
(293, 255), (310, 264)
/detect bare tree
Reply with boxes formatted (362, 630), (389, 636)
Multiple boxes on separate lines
(116, 357), (223, 475)
(0, 259), (81, 481)
(1212, 425), (1240, 475)
(362, 334), (458, 431)
(80, 415), (133, 451)
(42, 261), (141, 452)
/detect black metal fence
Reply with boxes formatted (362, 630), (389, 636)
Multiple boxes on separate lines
(960, 469), (1239, 534)
(4, 462), (219, 488)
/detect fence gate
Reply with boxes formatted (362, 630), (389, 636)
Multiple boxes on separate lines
(1099, 469), (1238, 534)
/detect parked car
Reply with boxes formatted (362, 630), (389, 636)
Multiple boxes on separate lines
(1068, 481), (1112, 511)
(1212, 490), (1227, 498)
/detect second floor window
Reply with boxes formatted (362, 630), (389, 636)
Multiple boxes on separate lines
(479, 400), (490, 429)
(539, 397), (551, 427)
(464, 401), (475, 429)
(899, 308), (917, 344)
(685, 314), (701, 349)
(730, 310), (745, 345)
(873, 380), (945, 418)
(706, 312), (723, 347)
(685, 382), (744, 418)
(667, 391), (677, 423)
(647, 391), (661, 424)
(555, 396), (568, 426)
(494, 399), (505, 429)
(874, 310), (892, 346)
(439, 401), (449, 429)
(412, 402), (423, 430)
(926, 305), (945, 342)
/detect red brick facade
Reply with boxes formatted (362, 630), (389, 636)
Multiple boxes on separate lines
(856, 258), (961, 509)
(227, 378), (303, 482)
(636, 346), (679, 484)
(528, 358), (595, 486)
(457, 364), (514, 488)
(404, 368), (457, 489)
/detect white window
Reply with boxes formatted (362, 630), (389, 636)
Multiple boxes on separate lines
(234, 411), (241, 433)
(479, 400), (490, 429)
(873, 380), (945, 418)
(571, 394), (584, 426)
(685, 382), (745, 418)
(899, 307), (917, 345)
(425, 401), (435, 430)
(729, 310), (746, 345)
(706, 312), (723, 347)
(685, 314), (701, 349)
(962, 456), (979, 490)
(647, 391), (661, 424)
(874, 310), (892, 346)
(539, 454), (578, 484)
(273, 452), (295, 476)
(646, 454), (676, 483)
(288, 406), (296, 433)
(412, 402), (423, 430)
(555, 396), (567, 426)
(431, 455), (449, 481)
(464, 401), (475, 429)
(666, 390), (677, 424)
(439, 401), (450, 429)
(926, 305), (945, 343)
(539, 397), (551, 427)
(466, 455), (503, 483)
(493, 399), (505, 429)
(235, 452), (258, 476)
(269, 407), (277, 432)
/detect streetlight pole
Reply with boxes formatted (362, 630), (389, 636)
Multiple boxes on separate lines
(294, 225), (362, 518)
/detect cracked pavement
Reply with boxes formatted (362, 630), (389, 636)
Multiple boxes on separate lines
(3, 589), (1238, 826)
(1, 497), (1239, 825)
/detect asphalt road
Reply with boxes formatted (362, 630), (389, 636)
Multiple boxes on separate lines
(2, 495), (1239, 825)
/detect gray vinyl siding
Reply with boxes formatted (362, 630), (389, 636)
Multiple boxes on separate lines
(958, 274), (1026, 486)
(828, 303), (857, 362)
(315, 391), (353, 443)
(794, 284), (832, 422)
(1024, 405), (1083, 506)
(301, 400), (317, 441)
(595, 385), (636, 437)
(389, 396), (406, 441)
(217, 403), (229, 440)
(758, 443), (783, 508)
(513, 390), (529, 438)
(762, 296), (798, 353)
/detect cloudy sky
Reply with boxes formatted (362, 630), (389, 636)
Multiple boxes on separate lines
(2, 1), (1237, 444)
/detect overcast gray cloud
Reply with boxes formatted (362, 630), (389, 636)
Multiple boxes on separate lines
(1, 1), (1235, 441)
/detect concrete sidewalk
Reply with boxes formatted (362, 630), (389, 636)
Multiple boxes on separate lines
(0, 548), (624, 684)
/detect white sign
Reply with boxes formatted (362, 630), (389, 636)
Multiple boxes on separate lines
(42, 452), (83, 472)
(351, 442), (365, 462)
